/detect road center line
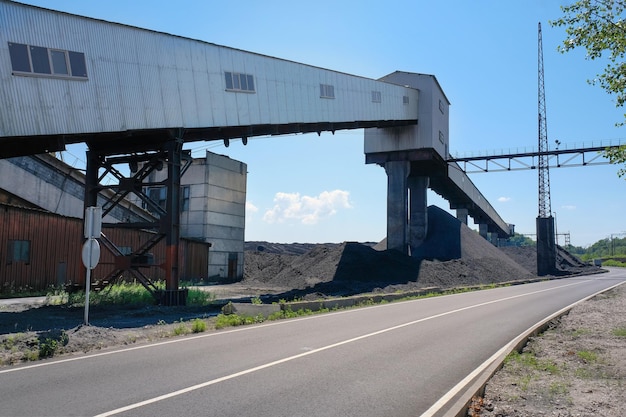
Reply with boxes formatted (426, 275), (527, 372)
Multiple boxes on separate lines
(94, 280), (590, 417)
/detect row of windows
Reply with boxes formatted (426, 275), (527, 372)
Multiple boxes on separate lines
(8, 42), (88, 79)
(224, 72), (408, 104)
(225, 71), (255, 92)
(7, 41), (412, 105)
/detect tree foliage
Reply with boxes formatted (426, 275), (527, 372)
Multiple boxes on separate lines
(551, 1), (626, 177)
(570, 236), (626, 259)
(507, 233), (536, 247)
(605, 143), (626, 176)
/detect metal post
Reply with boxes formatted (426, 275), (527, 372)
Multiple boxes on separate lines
(163, 136), (183, 293)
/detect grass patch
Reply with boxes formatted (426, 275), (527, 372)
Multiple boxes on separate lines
(1, 285), (61, 299)
(46, 281), (214, 307)
(65, 281), (156, 306)
(612, 327), (626, 337)
(186, 288), (215, 306)
(570, 328), (591, 337)
(576, 350), (598, 363)
(602, 259), (626, 267)
(172, 322), (190, 336)
(36, 331), (69, 359)
(505, 350), (560, 374)
(191, 318), (207, 333)
(215, 313), (266, 329)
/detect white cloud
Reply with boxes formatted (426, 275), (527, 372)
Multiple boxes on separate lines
(246, 201), (259, 213)
(263, 190), (352, 225)
(561, 204), (576, 211)
(498, 196), (512, 203)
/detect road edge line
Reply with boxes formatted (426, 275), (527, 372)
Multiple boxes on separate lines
(421, 279), (626, 417)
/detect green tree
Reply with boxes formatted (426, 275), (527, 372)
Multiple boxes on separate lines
(605, 144), (626, 177)
(551, 1), (626, 177)
(507, 233), (536, 247)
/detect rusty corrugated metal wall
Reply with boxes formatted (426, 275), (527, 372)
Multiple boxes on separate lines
(1, 204), (82, 290)
(0, 204), (210, 292)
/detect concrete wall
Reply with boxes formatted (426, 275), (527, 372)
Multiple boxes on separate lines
(0, 154), (151, 223)
(135, 151), (247, 280)
(190, 151), (246, 280)
(364, 72), (449, 159)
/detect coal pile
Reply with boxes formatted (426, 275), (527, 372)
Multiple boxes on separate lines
(243, 206), (542, 298)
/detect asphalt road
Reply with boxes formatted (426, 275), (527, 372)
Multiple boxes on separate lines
(1, 269), (625, 417)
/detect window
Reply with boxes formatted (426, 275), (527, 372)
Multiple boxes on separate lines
(7, 240), (30, 264)
(439, 99), (445, 114)
(144, 186), (189, 213)
(50, 49), (69, 75)
(403, 95), (410, 105)
(8, 42), (88, 79)
(371, 91), (382, 103)
(144, 186), (167, 214)
(224, 71), (255, 92)
(320, 83), (335, 99)
(439, 130), (445, 144)
(181, 186), (190, 212)
(118, 246), (133, 256)
(30, 45), (50, 74)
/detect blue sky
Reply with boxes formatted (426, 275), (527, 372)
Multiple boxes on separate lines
(21, 0), (626, 247)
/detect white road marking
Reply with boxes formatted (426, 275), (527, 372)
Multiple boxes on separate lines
(94, 280), (591, 416)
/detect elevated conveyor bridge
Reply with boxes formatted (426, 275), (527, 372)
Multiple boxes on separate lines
(0, 1), (511, 303)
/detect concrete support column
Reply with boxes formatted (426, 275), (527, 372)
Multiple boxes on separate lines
(536, 216), (556, 276)
(456, 208), (469, 225)
(408, 175), (429, 256)
(384, 161), (409, 254)
(479, 223), (488, 239)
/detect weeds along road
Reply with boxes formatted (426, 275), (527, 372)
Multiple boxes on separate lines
(1, 269), (625, 417)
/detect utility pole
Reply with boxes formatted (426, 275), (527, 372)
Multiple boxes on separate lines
(536, 22), (557, 275)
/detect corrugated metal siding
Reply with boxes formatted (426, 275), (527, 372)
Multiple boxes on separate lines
(0, 205), (83, 291)
(0, 0), (418, 138)
(0, 204), (209, 292)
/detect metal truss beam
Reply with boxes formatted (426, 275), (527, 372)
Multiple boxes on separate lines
(449, 144), (623, 173)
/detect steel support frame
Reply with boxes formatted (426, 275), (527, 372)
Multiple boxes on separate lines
(84, 132), (190, 305)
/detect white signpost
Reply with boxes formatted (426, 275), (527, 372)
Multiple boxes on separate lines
(82, 207), (102, 325)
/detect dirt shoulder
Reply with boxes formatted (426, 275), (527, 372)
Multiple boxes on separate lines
(471, 276), (626, 417)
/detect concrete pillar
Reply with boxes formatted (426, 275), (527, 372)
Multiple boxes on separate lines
(456, 208), (469, 225)
(408, 175), (429, 256)
(384, 161), (409, 254)
(479, 223), (488, 239)
(536, 216), (556, 276)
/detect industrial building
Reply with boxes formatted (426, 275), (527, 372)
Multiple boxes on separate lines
(0, 150), (247, 291)
(130, 151), (247, 281)
(0, 1), (511, 302)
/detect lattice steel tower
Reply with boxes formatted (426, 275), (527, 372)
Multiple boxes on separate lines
(536, 22), (556, 275)
(538, 22), (551, 217)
